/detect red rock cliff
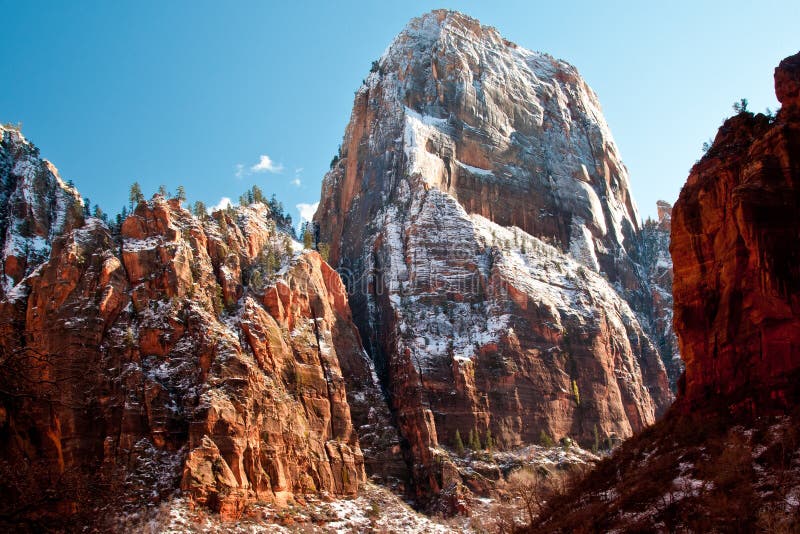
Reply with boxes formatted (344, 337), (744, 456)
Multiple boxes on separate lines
(672, 51), (800, 411)
(0, 183), (388, 526)
(315, 10), (672, 499)
(528, 51), (800, 533)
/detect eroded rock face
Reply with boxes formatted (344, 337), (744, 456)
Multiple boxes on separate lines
(315, 10), (672, 498)
(639, 201), (682, 389)
(0, 182), (383, 524)
(0, 125), (83, 294)
(527, 51), (800, 533)
(672, 51), (800, 411)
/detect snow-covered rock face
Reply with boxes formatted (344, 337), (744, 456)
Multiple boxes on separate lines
(315, 9), (672, 498)
(319, 10), (641, 274)
(0, 124), (83, 295)
(638, 202), (681, 388)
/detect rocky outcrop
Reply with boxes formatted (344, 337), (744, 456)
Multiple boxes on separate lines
(0, 142), (386, 526)
(672, 52), (800, 411)
(315, 10), (671, 499)
(528, 51), (800, 533)
(0, 124), (83, 294)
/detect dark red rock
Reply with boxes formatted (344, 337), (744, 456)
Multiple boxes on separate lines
(527, 51), (800, 533)
(672, 51), (800, 411)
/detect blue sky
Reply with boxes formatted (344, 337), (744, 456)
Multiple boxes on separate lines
(1, 1), (798, 225)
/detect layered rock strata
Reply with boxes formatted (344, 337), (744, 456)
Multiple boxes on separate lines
(0, 129), (394, 525)
(315, 10), (672, 498)
(528, 50), (800, 533)
(672, 51), (800, 410)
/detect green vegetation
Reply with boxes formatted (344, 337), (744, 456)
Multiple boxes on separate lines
(454, 429), (465, 455)
(129, 182), (144, 209)
(367, 501), (381, 520)
(192, 201), (207, 219)
(239, 184), (265, 206)
(571, 379), (581, 406)
(211, 285), (224, 315)
(318, 242), (331, 262)
(302, 224), (313, 249)
(484, 428), (495, 451)
(467, 429), (476, 450)
(247, 243), (284, 292)
(732, 97), (749, 114)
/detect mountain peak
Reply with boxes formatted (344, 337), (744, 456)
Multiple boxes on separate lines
(403, 9), (497, 39)
(372, 9), (577, 95)
(316, 9), (673, 502)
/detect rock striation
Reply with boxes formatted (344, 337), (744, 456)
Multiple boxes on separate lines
(315, 10), (672, 499)
(672, 52), (800, 411)
(0, 128), (397, 526)
(0, 125), (83, 294)
(528, 51), (800, 532)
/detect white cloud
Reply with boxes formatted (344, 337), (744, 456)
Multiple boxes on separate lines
(296, 202), (319, 224)
(234, 164), (245, 178)
(210, 197), (233, 213)
(251, 154), (283, 174)
(291, 178), (301, 187)
(294, 167), (304, 174)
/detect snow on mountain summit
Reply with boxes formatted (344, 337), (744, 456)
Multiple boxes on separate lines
(315, 9), (673, 501)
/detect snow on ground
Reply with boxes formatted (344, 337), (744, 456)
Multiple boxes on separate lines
(141, 484), (458, 534)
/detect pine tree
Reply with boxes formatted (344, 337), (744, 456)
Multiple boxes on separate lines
(469, 429), (481, 450)
(571, 379), (581, 406)
(120, 206), (128, 223)
(252, 185), (264, 204)
(484, 428), (494, 451)
(83, 198), (91, 218)
(283, 235), (294, 258)
(249, 269), (264, 291)
(158, 184), (168, 197)
(454, 429), (465, 455)
(175, 185), (186, 203)
(539, 430), (554, 447)
(302, 223), (313, 249)
(318, 243), (330, 262)
(129, 182), (144, 209)
(193, 201), (207, 219)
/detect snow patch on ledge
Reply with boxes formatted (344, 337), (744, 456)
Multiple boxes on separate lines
(456, 160), (494, 176)
(568, 218), (600, 272)
(403, 106), (449, 185)
(123, 236), (163, 252)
